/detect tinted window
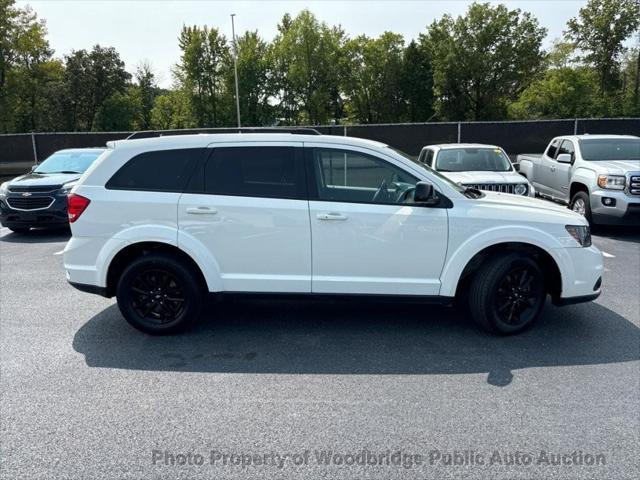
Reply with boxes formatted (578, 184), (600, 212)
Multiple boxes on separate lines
(34, 150), (103, 174)
(312, 148), (418, 204)
(106, 148), (202, 192)
(546, 139), (560, 159)
(579, 138), (640, 160)
(204, 147), (304, 199)
(425, 150), (434, 167)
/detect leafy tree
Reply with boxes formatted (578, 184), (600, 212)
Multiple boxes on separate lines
(93, 91), (137, 131)
(63, 45), (131, 131)
(567, 0), (640, 95)
(175, 25), (230, 127)
(423, 2), (547, 120)
(401, 40), (434, 122)
(131, 61), (158, 129)
(224, 31), (274, 126)
(271, 10), (345, 124)
(150, 90), (195, 130)
(342, 32), (406, 123)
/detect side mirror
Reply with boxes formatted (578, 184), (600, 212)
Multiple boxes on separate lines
(414, 181), (439, 205)
(556, 153), (572, 164)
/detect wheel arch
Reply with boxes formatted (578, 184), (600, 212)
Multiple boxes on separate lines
(570, 181), (589, 200)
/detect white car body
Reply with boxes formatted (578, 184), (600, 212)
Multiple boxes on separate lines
(418, 143), (535, 196)
(63, 133), (602, 333)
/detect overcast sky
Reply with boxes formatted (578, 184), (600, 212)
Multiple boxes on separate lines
(21, 0), (590, 87)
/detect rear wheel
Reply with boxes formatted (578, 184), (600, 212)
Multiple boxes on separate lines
(468, 253), (546, 335)
(116, 254), (204, 335)
(570, 191), (592, 225)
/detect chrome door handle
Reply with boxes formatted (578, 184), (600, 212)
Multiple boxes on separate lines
(317, 213), (348, 221)
(186, 207), (218, 215)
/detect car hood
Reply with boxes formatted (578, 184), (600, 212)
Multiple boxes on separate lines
(7, 172), (80, 188)
(443, 170), (528, 184)
(473, 190), (586, 224)
(585, 160), (640, 174)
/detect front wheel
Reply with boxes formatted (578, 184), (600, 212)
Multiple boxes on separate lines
(468, 253), (546, 335)
(116, 254), (204, 335)
(570, 191), (592, 225)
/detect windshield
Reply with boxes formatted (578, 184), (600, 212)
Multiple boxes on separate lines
(435, 147), (512, 172)
(34, 150), (103, 174)
(579, 138), (640, 161)
(386, 146), (466, 193)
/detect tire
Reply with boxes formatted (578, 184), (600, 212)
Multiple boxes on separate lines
(116, 253), (204, 335)
(467, 253), (546, 335)
(570, 191), (593, 225)
(8, 227), (30, 234)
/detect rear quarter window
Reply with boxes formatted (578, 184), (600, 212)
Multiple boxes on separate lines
(106, 148), (203, 192)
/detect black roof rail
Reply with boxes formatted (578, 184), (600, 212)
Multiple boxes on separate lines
(126, 127), (322, 140)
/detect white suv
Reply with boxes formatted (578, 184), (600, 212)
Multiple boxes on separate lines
(63, 133), (603, 335)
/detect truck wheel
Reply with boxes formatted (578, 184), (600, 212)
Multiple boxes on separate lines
(116, 254), (204, 335)
(570, 191), (592, 224)
(468, 253), (546, 335)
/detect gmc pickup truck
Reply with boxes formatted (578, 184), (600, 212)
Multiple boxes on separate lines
(518, 135), (640, 225)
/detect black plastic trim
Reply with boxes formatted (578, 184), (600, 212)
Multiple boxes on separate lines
(68, 281), (110, 298)
(552, 291), (600, 306)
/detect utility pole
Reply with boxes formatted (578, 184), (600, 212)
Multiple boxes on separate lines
(231, 13), (241, 128)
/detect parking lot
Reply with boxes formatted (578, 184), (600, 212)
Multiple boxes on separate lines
(1, 222), (639, 479)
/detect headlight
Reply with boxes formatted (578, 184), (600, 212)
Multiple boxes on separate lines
(0, 182), (9, 198)
(514, 184), (527, 196)
(597, 175), (625, 190)
(565, 225), (591, 247)
(58, 182), (77, 196)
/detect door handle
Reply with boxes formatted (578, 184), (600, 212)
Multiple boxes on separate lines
(550, 166), (556, 172)
(186, 206), (218, 215)
(317, 213), (348, 221)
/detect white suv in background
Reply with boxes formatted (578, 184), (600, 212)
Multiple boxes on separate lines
(63, 133), (603, 335)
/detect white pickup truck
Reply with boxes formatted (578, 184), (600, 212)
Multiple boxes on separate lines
(518, 135), (640, 225)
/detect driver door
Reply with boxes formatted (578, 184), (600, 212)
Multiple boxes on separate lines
(305, 145), (449, 296)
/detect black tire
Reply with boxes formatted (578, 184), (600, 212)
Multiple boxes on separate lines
(116, 253), (204, 335)
(467, 253), (546, 335)
(570, 191), (593, 225)
(8, 227), (30, 234)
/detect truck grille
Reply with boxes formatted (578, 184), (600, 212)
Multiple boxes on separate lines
(630, 175), (640, 195)
(461, 183), (528, 195)
(7, 196), (54, 210)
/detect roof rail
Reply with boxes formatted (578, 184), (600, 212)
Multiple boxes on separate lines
(125, 127), (322, 140)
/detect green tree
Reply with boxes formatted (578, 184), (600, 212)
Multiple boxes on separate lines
(131, 61), (158, 130)
(63, 45), (131, 131)
(225, 31), (274, 126)
(271, 10), (345, 124)
(401, 40), (434, 122)
(342, 32), (406, 123)
(93, 91), (137, 131)
(567, 0), (640, 95)
(175, 25), (230, 127)
(423, 2), (547, 120)
(150, 90), (196, 130)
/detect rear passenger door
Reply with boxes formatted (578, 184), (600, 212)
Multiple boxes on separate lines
(177, 142), (311, 293)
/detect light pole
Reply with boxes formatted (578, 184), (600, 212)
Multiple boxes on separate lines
(230, 13), (241, 128)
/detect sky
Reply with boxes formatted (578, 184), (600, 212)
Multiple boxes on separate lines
(21, 0), (590, 87)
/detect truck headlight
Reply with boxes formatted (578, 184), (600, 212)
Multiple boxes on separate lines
(514, 184), (527, 196)
(0, 182), (9, 198)
(597, 175), (625, 190)
(58, 182), (77, 196)
(565, 225), (591, 247)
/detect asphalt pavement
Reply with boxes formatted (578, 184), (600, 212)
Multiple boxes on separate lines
(1, 222), (638, 480)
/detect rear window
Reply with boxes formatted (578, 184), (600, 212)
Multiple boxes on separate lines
(579, 138), (640, 161)
(204, 146), (304, 199)
(106, 149), (202, 192)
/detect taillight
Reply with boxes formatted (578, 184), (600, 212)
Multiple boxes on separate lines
(67, 194), (90, 223)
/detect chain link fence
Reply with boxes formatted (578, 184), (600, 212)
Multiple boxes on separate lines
(1, 118), (639, 178)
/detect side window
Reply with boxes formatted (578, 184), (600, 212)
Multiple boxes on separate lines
(204, 146), (304, 199)
(106, 148), (202, 192)
(425, 150), (434, 167)
(558, 140), (575, 159)
(311, 148), (418, 205)
(546, 139), (560, 159)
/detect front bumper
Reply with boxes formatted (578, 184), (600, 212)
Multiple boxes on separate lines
(590, 189), (640, 226)
(553, 245), (603, 303)
(0, 193), (69, 228)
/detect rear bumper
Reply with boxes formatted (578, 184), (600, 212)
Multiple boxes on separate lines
(67, 280), (110, 298)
